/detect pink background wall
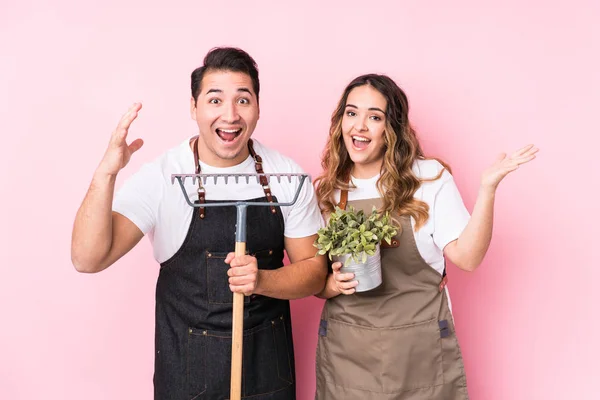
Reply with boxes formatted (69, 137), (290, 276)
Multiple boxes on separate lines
(1, 1), (598, 399)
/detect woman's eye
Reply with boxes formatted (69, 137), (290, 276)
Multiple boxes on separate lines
(346, 111), (356, 117)
(371, 115), (382, 121)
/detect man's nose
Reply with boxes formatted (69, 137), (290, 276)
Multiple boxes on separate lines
(222, 102), (240, 123)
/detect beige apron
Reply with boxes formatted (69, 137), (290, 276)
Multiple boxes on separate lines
(315, 195), (469, 400)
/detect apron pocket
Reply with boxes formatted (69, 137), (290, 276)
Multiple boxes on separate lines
(206, 249), (276, 305)
(318, 317), (444, 394)
(318, 318), (384, 392)
(253, 248), (279, 271)
(243, 315), (293, 397)
(380, 317), (444, 393)
(206, 251), (251, 305)
(187, 327), (209, 399)
(187, 317), (293, 399)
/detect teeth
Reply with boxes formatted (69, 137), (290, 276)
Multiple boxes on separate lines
(352, 136), (370, 142)
(219, 129), (240, 133)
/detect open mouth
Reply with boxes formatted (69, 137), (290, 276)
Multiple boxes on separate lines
(352, 135), (371, 149)
(216, 128), (242, 142)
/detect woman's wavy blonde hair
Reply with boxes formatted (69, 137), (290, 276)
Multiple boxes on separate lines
(314, 74), (449, 230)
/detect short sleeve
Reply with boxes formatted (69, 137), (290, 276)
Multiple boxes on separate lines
(432, 172), (471, 251)
(112, 163), (163, 235)
(283, 166), (325, 238)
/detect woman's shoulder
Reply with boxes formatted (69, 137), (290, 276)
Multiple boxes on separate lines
(412, 158), (448, 179)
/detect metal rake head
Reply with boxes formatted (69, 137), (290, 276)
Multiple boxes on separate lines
(171, 173), (309, 186)
(171, 173), (311, 209)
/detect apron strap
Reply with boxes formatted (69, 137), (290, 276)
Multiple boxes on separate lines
(338, 189), (348, 210)
(190, 136), (276, 218)
(439, 265), (448, 292)
(191, 136), (206, 218)
(248, 139), (277, 214)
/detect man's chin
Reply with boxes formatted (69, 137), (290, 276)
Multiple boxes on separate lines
(214, 146), (248, 164)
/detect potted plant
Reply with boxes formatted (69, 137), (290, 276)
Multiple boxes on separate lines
(314, 206), (399, 292)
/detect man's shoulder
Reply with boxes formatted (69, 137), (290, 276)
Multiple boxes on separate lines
(145, 138), (192, 174)
(251, 139), (304, 173)
(119, 138), (191, 191)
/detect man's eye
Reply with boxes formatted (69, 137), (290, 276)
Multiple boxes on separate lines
(238, 98), (249, 105)
(209, 99), (220, 104)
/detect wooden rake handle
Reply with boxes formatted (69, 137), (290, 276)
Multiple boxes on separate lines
(230, 241), (246, 400)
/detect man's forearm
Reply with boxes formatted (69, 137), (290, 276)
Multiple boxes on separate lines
(254, 258), (327, 300)
(71, 171), (117, 272)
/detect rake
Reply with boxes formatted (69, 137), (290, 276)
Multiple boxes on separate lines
(172, 172), (310, 400)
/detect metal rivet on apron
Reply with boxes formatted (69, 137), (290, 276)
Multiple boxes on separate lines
(207, 253), (212, 258)
(280, 315), (283, 320)
(203, 330), (207, 335)
(271, 320), (275, 325)
(269, 250), (273, 255)
(188, 328), (192, 334)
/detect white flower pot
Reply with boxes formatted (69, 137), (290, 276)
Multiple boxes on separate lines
(333, 244), (382, 293)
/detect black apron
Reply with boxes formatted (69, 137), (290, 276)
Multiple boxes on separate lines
(153, 139), (296, 399)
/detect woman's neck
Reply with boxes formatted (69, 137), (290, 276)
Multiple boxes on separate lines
(351, 162), (382, 179)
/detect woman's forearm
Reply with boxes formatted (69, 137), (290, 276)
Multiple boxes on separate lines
(449, 186), (496, 271)
(315, 273), (341, 299)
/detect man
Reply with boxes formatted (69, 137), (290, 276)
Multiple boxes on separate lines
(71, 47), (327, 399)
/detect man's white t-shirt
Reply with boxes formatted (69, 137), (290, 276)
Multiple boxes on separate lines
(334, 159), (471, 276)
(113, 138), (324, 264)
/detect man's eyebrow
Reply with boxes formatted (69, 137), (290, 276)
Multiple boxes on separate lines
(205, 88), (254, 96)
(345, 104), (385, 114)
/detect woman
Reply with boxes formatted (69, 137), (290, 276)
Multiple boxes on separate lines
(314, 74), (537, 399)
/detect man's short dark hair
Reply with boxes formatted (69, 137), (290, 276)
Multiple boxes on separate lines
(191, 47), (260, 104)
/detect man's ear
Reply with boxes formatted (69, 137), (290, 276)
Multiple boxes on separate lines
(190, 97), (197, 121)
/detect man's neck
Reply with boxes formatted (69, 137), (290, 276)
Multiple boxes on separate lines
(190, 138), (251, 169)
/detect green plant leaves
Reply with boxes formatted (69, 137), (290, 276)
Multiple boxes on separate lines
(313, 204), (400, 261)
